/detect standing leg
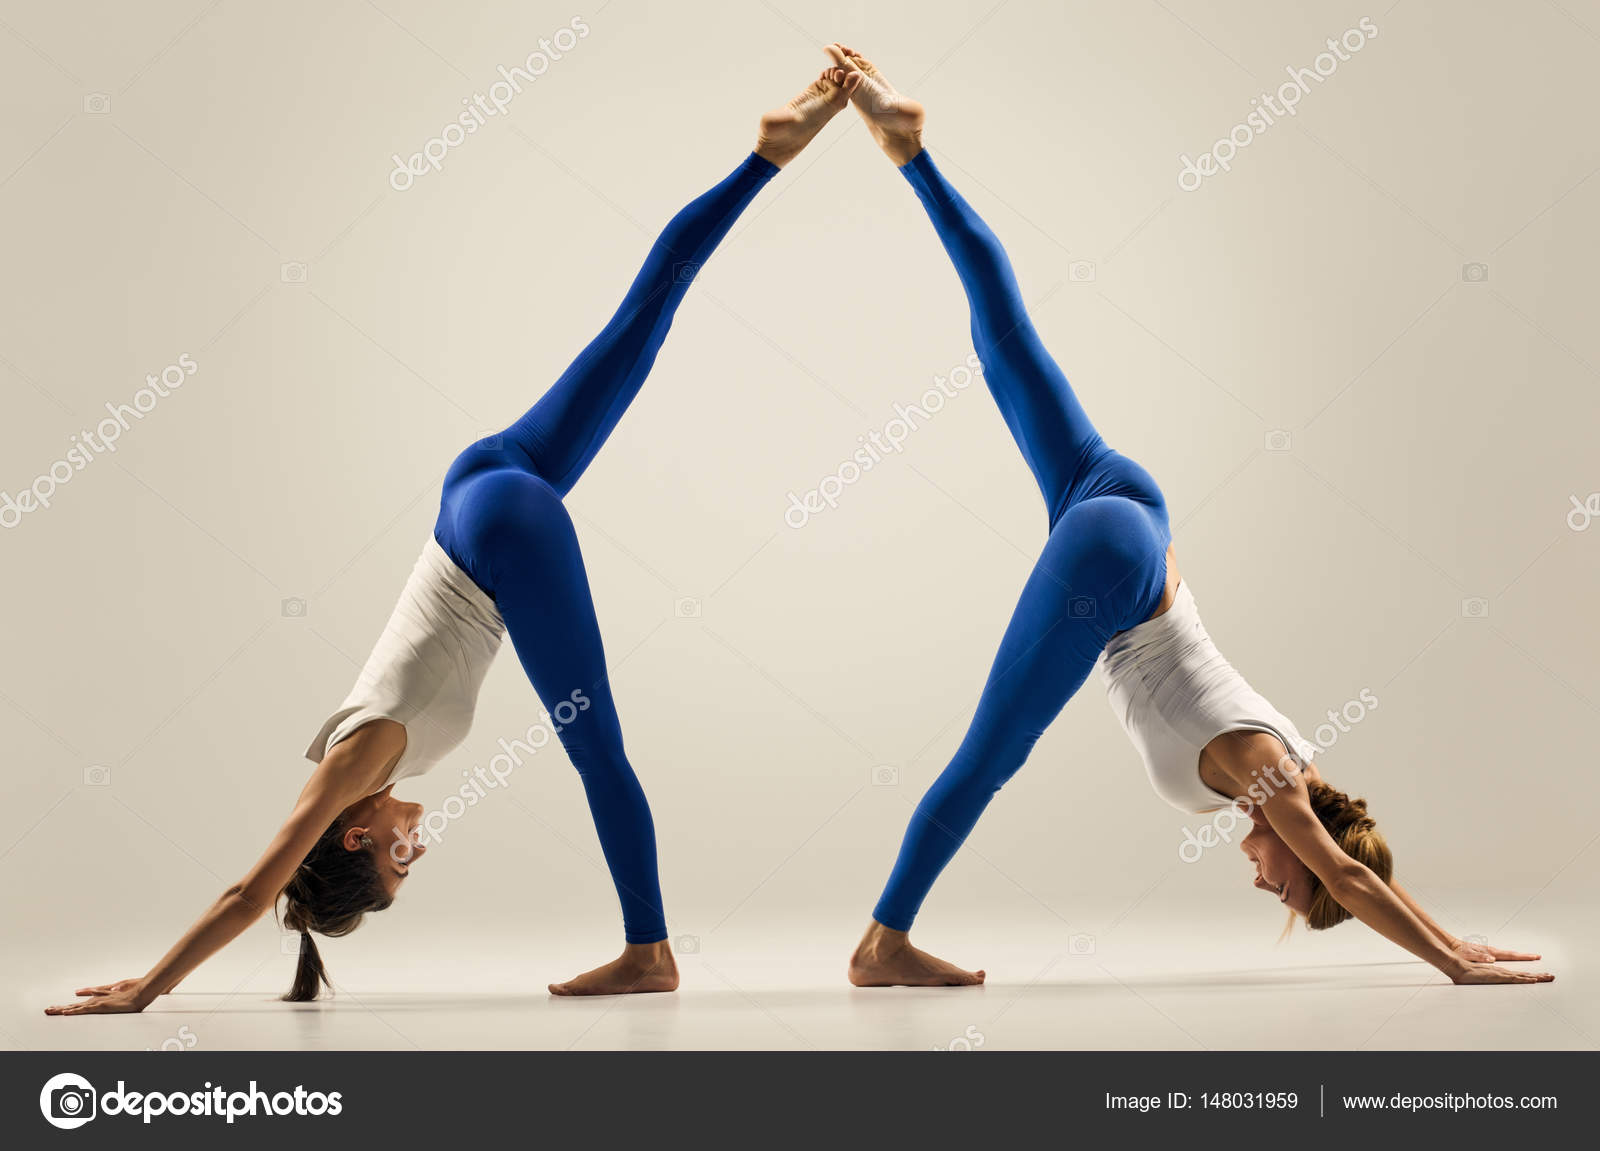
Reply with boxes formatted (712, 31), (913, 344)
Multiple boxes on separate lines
(448, 470), (676, 994)
(868, 497), (1167, 937)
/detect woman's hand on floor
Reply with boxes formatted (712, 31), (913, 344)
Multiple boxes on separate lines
(1449, 962), (1554, 986)
(1451, 938), (1541, 964)
(45, 979), (152, 1015)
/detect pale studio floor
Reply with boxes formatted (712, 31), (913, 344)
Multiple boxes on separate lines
(9, 901), (1594, 1052)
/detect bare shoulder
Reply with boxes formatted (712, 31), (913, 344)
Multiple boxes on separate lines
(1200, 729), (1307, 799)
(316, 719), (407, 795)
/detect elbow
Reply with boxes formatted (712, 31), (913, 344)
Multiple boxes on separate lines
(223, 883), (272, 919)
(1326, 862), (1377, 904)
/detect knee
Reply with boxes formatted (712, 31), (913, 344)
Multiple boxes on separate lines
(568, 743), (643, 798)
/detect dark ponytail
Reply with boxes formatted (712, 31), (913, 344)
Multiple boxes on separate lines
(277, 820), (393, 1001)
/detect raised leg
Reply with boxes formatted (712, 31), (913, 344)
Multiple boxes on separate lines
(827, 43), (1122, 525)
(496, 152), (779, 497)
(899, 151), (1110, 524)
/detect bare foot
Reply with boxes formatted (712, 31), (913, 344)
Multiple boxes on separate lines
(848, 921), (986, 987)
(548, 941), (679, 996)
(755, 67), (861, 168)
(823, 43), (925, 165)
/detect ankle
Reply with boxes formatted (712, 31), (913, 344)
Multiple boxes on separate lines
(624, 940), (674, 967)
(855, 921), (909, 961)
(881, 134), (924, 167)
(753, 143), (792, 170)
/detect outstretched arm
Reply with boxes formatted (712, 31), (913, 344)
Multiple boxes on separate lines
(1257, 778), (1553, 985)
(45, 723), (402, 1016)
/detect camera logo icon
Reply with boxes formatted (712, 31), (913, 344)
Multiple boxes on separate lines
(83, 764), (112, 787)
(673, 260), (700, 283)
(1461, 262), (1489, 283)
(476, 431), (504, 451)
(1068, 260), (1097, 283)
(872, 764), (899, 787)
(40, 1072), (97, 1129)
(280, 261), (308, 284)
(1068, 932), (1097, 956)
(674, 597), (701, 619)
(1068, 596), (1096, 619)
(83, 93), (111, 115)
(1264, 429), (1292, 452)
(1461, 597), (1490, 619)
(281, 597), (308, 618)
(675, 934), (701, 954)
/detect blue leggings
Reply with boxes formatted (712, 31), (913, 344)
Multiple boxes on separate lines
(872, 151), (1172, 931)
(433, 152), (778, 944)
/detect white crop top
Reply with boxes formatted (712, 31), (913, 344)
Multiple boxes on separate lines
(305, 536), (506, 787)
(1096, 580), (1317, 814)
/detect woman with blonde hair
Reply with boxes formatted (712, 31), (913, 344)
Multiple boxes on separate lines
(825, 43), (1552, 990)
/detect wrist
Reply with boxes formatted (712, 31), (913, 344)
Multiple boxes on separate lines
(1436, 952), (1471, 980)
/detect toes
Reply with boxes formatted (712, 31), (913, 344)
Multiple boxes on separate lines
(824, 43), (853, 69)
(843, 72), (863, 95)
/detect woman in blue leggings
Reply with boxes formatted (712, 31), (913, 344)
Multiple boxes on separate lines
(829, 44), (1550, 990)
(45, 66), (869, 1016)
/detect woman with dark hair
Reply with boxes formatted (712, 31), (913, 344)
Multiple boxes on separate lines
(45, 64), (865, 1014)
(821, 43), (1553, 990)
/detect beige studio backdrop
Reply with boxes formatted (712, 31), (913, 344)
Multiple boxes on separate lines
(1, 0), (1597, 1049)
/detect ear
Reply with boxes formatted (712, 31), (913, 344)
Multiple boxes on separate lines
(1248, 804), (1272, 828)
(341, 825), (370, 852)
